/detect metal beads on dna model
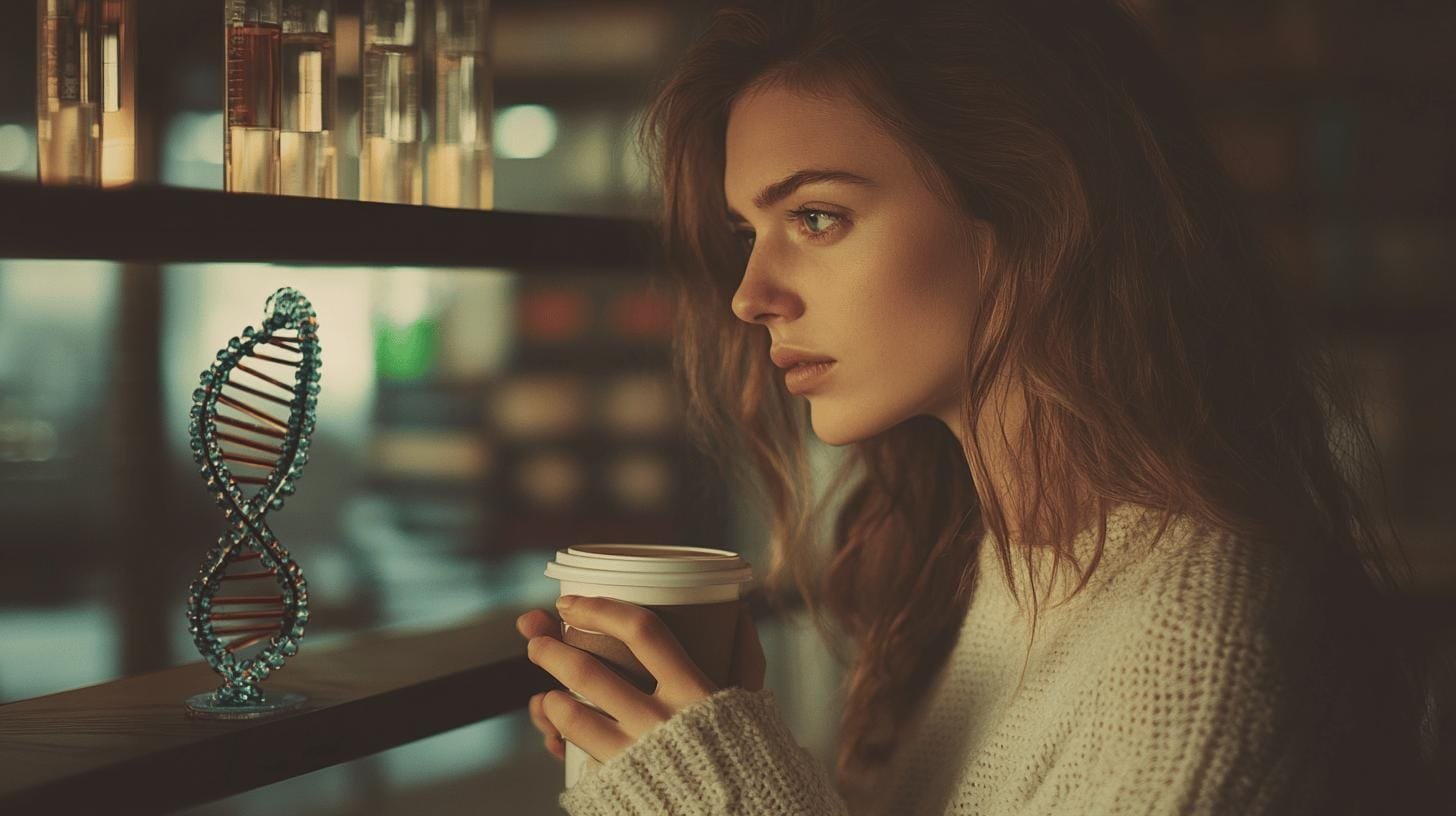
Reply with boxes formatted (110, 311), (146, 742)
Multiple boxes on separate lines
(184, 287), (321, 718)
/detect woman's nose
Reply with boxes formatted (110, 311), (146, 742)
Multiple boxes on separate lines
(731, 253), (803, 325)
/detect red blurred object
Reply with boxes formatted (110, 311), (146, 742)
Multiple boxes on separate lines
(611, 288), (671, 340)
(519, 288), (590, 341)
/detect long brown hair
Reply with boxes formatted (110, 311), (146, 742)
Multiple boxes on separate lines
(637, 0), (1441, 809)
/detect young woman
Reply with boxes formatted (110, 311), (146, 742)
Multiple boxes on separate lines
(515, 1), (1443, 813)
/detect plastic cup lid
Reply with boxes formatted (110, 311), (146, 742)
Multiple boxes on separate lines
(556, 544), (747, 574)
(544, 559), (754, 589)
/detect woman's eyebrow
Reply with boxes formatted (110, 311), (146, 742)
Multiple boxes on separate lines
(725, 168), (876, 223)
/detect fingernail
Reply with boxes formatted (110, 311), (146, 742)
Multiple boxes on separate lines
(556, 595), (578, 610)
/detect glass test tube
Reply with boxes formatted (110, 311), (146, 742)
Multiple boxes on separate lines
(427, 0), (493, 209)
(37, 0), (103, 185)
(280, 0), (338, 197)
(361, 0), (422, 204)
(99, 0), (136, 186)
(226, 0), (282, 193)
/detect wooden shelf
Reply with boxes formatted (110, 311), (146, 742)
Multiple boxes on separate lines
(0, 181), (660, 271)
(0, 607), (555, 813)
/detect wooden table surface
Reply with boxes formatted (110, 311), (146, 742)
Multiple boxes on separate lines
(0, 607), (556, 813)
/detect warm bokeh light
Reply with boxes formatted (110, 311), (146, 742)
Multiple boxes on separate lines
(495, 104), (558, 159)
(0, 124), (33, 174)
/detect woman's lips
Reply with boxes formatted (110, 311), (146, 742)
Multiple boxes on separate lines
(769, 346), (835, 369)
(784, 360), (836, 395)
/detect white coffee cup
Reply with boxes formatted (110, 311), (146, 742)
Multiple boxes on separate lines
(542, 544), (756, 790)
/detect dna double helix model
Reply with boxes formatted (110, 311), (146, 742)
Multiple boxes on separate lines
(184, 287), (321, 718)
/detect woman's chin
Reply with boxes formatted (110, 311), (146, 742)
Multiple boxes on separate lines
(808, 404), (890, 447)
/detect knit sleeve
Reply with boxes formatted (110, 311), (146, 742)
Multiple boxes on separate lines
(558, 685), (851, 816)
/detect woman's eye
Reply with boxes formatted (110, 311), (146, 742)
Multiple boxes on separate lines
(789, 208), (845, 241)
(730, 209), (845, 255)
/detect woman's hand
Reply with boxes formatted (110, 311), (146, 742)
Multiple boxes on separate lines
(515, 595), (766, 764)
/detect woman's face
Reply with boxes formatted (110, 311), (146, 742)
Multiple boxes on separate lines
(725, 82), (988, 445)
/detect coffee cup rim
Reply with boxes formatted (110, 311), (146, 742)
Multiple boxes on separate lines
(555, 545), (747, 575)
(544, 559), (754, 588)
(568, 544), (740, 561)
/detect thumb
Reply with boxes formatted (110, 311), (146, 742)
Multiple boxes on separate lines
(728, 600), (767, 692)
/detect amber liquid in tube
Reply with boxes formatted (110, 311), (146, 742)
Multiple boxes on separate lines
(226, 22), (281, 193)
(38, 1), (102, 185)
(428, 49), (492, 209)
(99, 0), (135, 185)
(427, 0), (492, 209)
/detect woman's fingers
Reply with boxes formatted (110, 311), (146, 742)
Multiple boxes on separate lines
(529, 692), (559, 737)
(518, 610), (571, 760)
(539, 689), (633, 764)
(516, 608), (560, 640)
(554, 596), (714, 705)
(527, 635), (667, 736)
(529, 693), (566, 760)
(518, 610), (581, 761)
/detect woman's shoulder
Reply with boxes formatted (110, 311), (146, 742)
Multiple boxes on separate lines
(1113, 505), (1307, 611)
(1058, 509), (1360, 814)
(1104, 506), (1332, 684)
(990, 502), (1330, 659)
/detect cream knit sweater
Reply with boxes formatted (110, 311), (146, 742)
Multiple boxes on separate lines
(558, 503), (1352, 815)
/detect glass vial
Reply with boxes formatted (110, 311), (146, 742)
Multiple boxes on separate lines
(361, 0), (422, 204)
(280, 0), (337, 197)
(427, 0), (492, 209)
(226, 0), (282, 193)
(99, 0), (136, 186)
(37, 0), (103, 185)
